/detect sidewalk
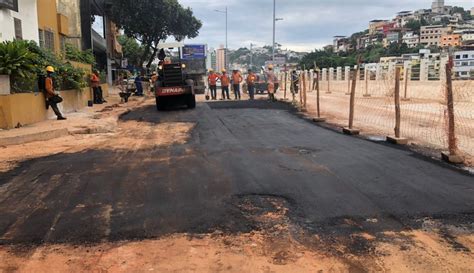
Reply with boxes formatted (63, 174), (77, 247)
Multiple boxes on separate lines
(0, 87), (146, 146)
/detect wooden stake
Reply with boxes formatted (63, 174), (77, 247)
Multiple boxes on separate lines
(348, 66), (358, 129)
(446, 62), (457, 155)
(442, 60), (463, 163)
(299, 73), (303, 105)
(403, 68), (409, 100)
(343, 57), (362, 135)
(394, 67), (401, 138)
(303, 72), (307, 110)
(284, 71), (287, 100)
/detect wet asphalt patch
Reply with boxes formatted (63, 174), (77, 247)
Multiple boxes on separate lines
(0, 100), (473, 255)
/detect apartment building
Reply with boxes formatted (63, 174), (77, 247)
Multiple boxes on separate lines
(384, 32), (402, 47)
(402, 32), (420, 48)
(420, 25), (452, 47)
(369, 20), (390, 35)
(454, 50), (474, 79)
(0, 0), (39, 42)
(441, 34), (461, 47)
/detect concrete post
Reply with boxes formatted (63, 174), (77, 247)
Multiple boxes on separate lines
(322, 68), (327, 81)
(364, 66), (370, 97)
(336, 67), (342, 81)
(420, 59), (429, 82)
(344, 66), (350, 82)
(376, 64), (383, 81)
(329, 68), (335, 82)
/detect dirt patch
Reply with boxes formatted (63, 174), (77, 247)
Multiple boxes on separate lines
(1, 228), (472, 273)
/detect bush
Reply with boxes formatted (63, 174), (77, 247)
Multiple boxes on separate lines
(29, 41), (88, 91)
(65, 44), (95, 65)
(0, 40), (37, 78)
(1, 40), (89, 92)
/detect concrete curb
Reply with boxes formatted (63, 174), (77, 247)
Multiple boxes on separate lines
(0, 128), (69, 146)
(0, 100), (142, 146)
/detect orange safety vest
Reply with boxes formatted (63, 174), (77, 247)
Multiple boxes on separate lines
(246, 74), (257, 85)
(221, 74), (230, 86)
(208, 73), (219, 85)
(232, 72), (242, 84)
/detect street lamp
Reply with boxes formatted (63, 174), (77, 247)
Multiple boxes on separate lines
(214, 7), (228, 70)
(272, 0), (283, 63)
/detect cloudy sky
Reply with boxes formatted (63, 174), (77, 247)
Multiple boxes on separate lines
(175, 0), (473, 52)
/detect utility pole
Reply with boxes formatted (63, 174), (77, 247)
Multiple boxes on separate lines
(272, 0), (283, 63)
(272, 0), (276, 63)
(250, 43), (254, 70)
(225, 6), (228, 70)
(214, 7), (228, 70)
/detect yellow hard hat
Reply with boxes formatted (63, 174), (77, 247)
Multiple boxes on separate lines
(268, 64), (274, 69)
(222, 69), (226, 73)
(209, 69), (214, 72)
(46, 66), (55, 73)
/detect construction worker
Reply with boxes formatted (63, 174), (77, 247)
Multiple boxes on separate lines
(208, 69), (219, 100)
(220, 69), (230, 100)
(91, 70), (106, 104)
(246, 69), (257, 100)
(265, 64), (277, 101)
(150, 71), (158, 93)
(291, 70), (299, 94)
(312, 69), (319, 91)
(134, 72), (144, 96)
(231, 69), (243, 100)
(44, 66), (66, 120)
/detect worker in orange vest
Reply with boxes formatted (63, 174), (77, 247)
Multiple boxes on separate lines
(44, 66), (66, 120)
(246, 69), (257, 100)
(220, 69), (230, 100)
(208, 69), (220, 100)
(91, 70), (106, 104)
(231, 69), (243, 100)
(265, 64), (278, 102)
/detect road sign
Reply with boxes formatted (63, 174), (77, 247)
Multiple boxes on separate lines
(182, 45), (206, 60)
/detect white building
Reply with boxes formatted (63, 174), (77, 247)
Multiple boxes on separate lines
(403, 32), (420, 48)
(454, 51), (474, 79)
(216, 46), (226, 72)
(432, 0), (444, 14)
(0, 0), (39, 43)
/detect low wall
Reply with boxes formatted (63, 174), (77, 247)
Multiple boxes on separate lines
(0, 83), (109, 129)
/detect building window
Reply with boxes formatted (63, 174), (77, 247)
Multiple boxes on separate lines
(38, 29), (44, 47)
(60, 34), (66, 52)
(461, 62), (469, 66)
(463, 54), (468, 59)
(455, 55), (461, 59)
(13, 18), (22, 40)
(39, 29), (55, 52)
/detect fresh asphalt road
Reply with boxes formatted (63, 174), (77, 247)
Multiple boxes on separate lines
(0, 99), (473, 245)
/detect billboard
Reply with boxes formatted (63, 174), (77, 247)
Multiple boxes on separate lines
(0, 0), (18, 11)
(182, 44), (206, 60)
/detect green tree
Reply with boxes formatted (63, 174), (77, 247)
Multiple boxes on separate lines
(405, 19), (422, 34)
(107, 0), (202, 68)
(117, 35), (149, 68)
